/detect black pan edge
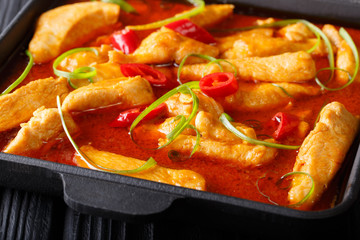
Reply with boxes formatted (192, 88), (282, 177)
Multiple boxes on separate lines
(1, 0), (360, 224)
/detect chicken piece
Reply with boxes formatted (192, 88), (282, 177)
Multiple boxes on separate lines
(58, 44), (112, 72)
(335, 40), (358, 84)
(109, 27), (219, 65)
(218, 82), (320, 112)
(29, 2), (120, 63)
(186, 4), (234, 28)
(277, 22), (315, 42)
(0, 77), (69, 132)
(64, 62), (124, 88)
(180, 51), (316, 83)
(165, 90), (223, 118)
(322, 24), (359, 84)
(288, 102), (359, 209)
(61, 76), (155, 112)
(215, 28), (274, 53)
(75, 145), (206, 190)
(158, 111), (257, 142)
(159, 135), (278, 168)
(221, 37), (327, 59)
(255, 18), (275, 26)
(322, 24), (342, 52)
(194, 111), (257, 142)
(91, 62), (124, 82)
(157, 117), (196, 136)
(3, 107), (78, 156)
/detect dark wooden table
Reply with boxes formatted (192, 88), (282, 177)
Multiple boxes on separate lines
(1, 1), (360, 239)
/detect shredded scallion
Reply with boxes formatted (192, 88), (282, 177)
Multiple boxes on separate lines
(1, 50), (33, 95)
(220, 113), (300, 150)
(57, 96), (157, 174)
(271, 83), (294, 98)
(53, 48), (98, 89)
(256, 171), (315, 207)
(101, 0), (137, 13)
(126, 0), (205, 30)
(315, 28), (359, 91)
(278, 171), (315, 207)
(129, 82), (200, 151)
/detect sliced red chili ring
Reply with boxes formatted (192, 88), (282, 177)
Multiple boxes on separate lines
(271, 112), (300, 140)
(199, 72), (238, 98)
(109, 103), (167, 128)
(110, 29), (140, 54)
(120, 63), (171, 87)
(165, 19), (216, 44)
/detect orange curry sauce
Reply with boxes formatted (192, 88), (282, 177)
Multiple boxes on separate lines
(2, 0), (360, 210)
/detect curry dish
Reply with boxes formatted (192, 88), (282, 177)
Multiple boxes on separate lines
(1, 0), (360, 211)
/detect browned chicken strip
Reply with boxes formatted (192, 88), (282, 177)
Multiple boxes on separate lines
(0, 77), (69, 132)
(322, 24), (359, 84)
(165, 91), (223, 118)
(29, 2), (120, 63)
(194, 111), (257, 142)
(288, 102), (359, 209)
(109, 27), (219, 65)
(159, 135), (278, 168)
(75, 145), (206, 190)
(218, 82), (320, 112)
(158, 111), (257, 142)
(221, 37), (327, 58)
(277, 22), (315, 42)
(3, 107), (79, 156)
(58, 44), (112, 72)
(216, 28), (275, 53)
(322, 24), (342, 52)
(181, 4), (234, 28)
(180, 51), (316, 83)
(61, 76), (155, 112)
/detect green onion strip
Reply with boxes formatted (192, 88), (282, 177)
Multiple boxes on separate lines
(315, 28), (359, 91)
(126, 0), (205, 30)
(101, 0), (137, 13)
(57, 96), (157, 174)
(53, 47), (98, 89)
(271, 83), (294, 98)
(256, 171), (315, 207)
(1, 50), (33, 95)
(129, 81), (200, 151)
(220, 113), (300, 150)
(211, 19), (343, 89)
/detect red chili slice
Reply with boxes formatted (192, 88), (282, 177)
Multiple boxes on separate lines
(110, 29), (140, 54)
(271, 112), (300, 140)
(120, 63), (171, 87)
(199, 72), (238, 98)
(165, 19), (216, 44)
(109, 103), (167, 128)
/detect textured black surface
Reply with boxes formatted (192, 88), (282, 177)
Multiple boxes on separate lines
(1, 0), (360, 239)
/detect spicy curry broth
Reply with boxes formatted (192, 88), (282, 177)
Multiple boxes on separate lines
(1, 0), (360, 210)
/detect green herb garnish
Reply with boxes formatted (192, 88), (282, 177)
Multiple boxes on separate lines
(220, 113), (300, 150)
(1, 50), (33, 95)
(57, 96), (157, 174)
(129, 81), (200, 152)
(101, 0), (137, 13)
(315, 28), (359, 91)
(126, 0), (205, 30)
(256, 171), (315, 207)
(53, 47), (98, 89)
(271, 83), (294, 98)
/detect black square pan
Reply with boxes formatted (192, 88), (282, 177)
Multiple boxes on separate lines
(1, 0), (360, 233)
